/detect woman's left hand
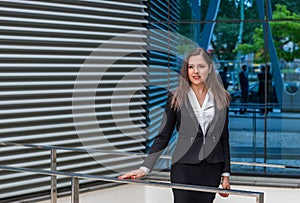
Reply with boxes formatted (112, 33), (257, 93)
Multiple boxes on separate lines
(219, 176), (230, 197)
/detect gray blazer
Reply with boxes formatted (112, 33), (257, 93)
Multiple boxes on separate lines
(142, 92), (230, 174)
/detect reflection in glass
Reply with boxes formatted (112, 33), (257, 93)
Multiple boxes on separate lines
(147, 0), (300, 177)
(183, 1), (298, 176)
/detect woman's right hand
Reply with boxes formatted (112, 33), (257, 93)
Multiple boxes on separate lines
(118, 169), (146, 180)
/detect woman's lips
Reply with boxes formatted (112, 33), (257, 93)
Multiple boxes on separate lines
(193, 76), (200, 79)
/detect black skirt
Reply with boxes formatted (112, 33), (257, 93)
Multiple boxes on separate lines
(170, 160), (223, 203)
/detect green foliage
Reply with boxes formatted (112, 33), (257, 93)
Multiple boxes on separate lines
(236, 4), (300, 62)
(271, 5), (300, 61)
(211, 0), (259, 60)
(237, 43), (254, 54)
(271, 0), (300, 15)
(212, 20), (240, 60)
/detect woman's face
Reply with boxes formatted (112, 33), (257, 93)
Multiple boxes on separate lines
(187, 54), (211, 87)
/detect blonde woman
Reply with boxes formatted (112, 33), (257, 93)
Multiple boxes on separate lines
(119, 48), (231, 203)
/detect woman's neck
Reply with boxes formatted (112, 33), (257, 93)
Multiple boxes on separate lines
(191, 84), (208, 95)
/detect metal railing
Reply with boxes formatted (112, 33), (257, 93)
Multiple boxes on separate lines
(228, 105), (300, 174)
(0, 141), (264, 203)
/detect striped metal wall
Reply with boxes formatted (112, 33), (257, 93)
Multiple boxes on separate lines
(146, 0), (180, 171)
(0, 0), (148, 201)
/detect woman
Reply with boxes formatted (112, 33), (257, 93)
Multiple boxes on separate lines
(119, 48), (231, 203)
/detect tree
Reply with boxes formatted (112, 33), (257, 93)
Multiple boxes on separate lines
(201, 0), (259, 60)
(271, 0), (300, 15)
(212, 0), (259, 60)
(237, 4), (300, 62)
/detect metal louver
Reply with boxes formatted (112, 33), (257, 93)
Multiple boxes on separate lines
(0, 0), (148, 201)
(146, 0), (180, 171)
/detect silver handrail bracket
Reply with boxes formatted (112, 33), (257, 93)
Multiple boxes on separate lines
(51, 149), (57, 203)
(71, 177), (79, 203)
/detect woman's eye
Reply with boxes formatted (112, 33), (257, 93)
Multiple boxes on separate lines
(188, 66), (193, 69)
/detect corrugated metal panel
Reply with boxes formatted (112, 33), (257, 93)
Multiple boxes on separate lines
(0, 0), (148, 201)
(146, 0), (180, 171)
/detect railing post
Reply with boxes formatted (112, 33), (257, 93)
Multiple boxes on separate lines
(252, 109), (257, 164)
(256, 192), (264, 203)
(71, 177), (79, 203)
(50, 149), (57, 203)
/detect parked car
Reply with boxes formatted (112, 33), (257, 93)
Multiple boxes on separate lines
(284, 82), (299, 94)
(230, 82), (278, 104)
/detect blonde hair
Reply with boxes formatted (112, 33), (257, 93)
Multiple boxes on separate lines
(171, 48), (230, 110)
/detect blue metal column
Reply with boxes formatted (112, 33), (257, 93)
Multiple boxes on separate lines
(199, 0), (221, 50)
(256, 0), (283, 105)
(190, 0), (201, 44)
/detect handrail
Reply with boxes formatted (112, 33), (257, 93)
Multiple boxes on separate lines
(231, 161), (300, 170)
(0, 141), (265, 203)
(229, 106), (300, 120)
(0, 165), (264, 203)
(0, 141), (147, 157)
(2, 141), (300, 169)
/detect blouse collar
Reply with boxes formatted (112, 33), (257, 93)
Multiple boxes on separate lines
(188, 87), (214, 109)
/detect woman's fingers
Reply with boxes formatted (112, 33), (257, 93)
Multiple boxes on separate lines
(118, 169), (145, 180)
(118, 174), (131, 179)
(219, 176), (230, 197)
(132, 171), (146, 179)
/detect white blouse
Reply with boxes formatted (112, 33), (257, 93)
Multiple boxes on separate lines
(188, 88), (215, 136)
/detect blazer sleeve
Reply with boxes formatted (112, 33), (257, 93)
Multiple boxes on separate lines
(141, 93), (177, 171)
(221, 109), (231, 173)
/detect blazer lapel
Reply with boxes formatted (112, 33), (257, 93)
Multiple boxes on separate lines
(206, 104), (226, 137)
(206, 104), (219, 136)
(198, 105), (227, 160)
(183, 96), (203, 134)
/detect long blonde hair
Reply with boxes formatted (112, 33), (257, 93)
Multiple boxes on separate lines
(171, 48), (230, 110)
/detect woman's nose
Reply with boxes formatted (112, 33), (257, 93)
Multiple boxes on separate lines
(193, 66), (199, 73)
